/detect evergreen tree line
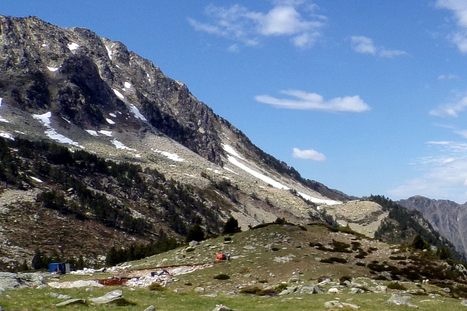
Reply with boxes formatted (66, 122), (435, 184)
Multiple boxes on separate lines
(0, 136), (224, 237)
(30, 249), (87, 271)
(106, 234), (178, 266)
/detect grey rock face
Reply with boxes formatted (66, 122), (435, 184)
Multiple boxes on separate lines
(399, 195), (467, 258)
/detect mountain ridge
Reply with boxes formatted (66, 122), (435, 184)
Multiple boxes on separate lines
(0, 15), (461, 270)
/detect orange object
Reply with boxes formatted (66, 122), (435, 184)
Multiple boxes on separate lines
(215, 252), (226, 261)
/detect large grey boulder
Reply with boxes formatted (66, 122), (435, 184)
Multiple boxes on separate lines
(0, 272), (20, 291)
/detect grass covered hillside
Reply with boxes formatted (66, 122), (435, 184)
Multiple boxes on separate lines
(2, 223), (467, 310)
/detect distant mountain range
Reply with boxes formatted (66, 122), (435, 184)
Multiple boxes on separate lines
(0, 15), (460, 269)
(399, 196), (467, 259)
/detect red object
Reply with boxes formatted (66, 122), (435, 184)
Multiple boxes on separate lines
(215, 252), (226, 261)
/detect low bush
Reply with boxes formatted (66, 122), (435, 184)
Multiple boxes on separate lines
(213, 273), (230, 280)
(320, 257), (348, 264)
(148, 283), (166, 291)
(387, 282), (407, 290)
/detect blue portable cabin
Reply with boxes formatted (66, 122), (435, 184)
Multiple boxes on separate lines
(48, 262), (70, 274)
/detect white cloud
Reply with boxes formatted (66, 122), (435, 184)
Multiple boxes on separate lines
(188, 1), (325, 48)
(292, 147), (326, 161)
(436, 0), (467, 53)
(455, 129), (467, 138)
(350, 35), (407, 58)
(350, 36), (376, 55)
(255, 89), (370, 112)
(227, 44), (240, 53)
(430, 96), (467, 117)
(437, 73), (459, 80)
(389, 140), (467, 202)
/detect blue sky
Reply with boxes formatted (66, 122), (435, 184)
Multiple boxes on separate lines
(2, 1), (467, 202)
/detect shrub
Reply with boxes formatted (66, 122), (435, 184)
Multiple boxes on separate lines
(339, 276), (352, 285)
(387, 282), (407, 290)
(331, 240), (352, 253)
(320, 257), (348, 264)
(148, 282), (166, 291)
(223, 216), (241, 234)
(213, 273), (230, 280)
(240, 286), (278, 296)
(186, 224), (205, 242)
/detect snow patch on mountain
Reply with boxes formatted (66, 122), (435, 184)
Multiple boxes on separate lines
(113, 89), (125, 100)
(47, 66), (59, 72)
(124, 82), (132, 89)
(109, 113), (117, 118)
(0, 132), (14, 140)
(30, 176), (43, 183)
(98, 130), (112, 137)
(223, 144), (246, 160)
(152, 149), (184, 162)
(224, 167), (238, 175)
(111, 139), (136, 151)
(0, 98), (6, 122)
(227, 155), (289, 190)
(297, 191), (341, 206)
(33, 112), (83, 148)
(32, 111), (52, 127)
(85, 130), (99, 137)
(67, 42), (79, 51)
(129, 104), (147, 121)
(105, 118), (115, 125)
(105, 45), (113, 60)
(45, 128), (82, 147)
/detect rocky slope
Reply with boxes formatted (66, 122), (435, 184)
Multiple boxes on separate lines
(399, 196), (467, 259)
(0, 15), (348, 268)
(0, 15), (459, 269)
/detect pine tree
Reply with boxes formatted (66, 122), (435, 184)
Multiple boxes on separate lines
(223, 216), (241, 234)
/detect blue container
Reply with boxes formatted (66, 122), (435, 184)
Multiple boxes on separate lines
(48, 262), (65, 273)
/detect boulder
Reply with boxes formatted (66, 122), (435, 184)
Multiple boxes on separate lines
(212, 304), (233, 311)
(0, 272), (20, 291)
(188, 240), (199, 247)
(387, 294), (418, 308)
(300, 285), (322, 294)
(56, 298), (86, 307)
(49, 293), (72, 300)
(372, 285), (387, 293)
(90, 289), (128, 305)
(144, 305), (156, 311)
(350, 287), (365, 294)
(328, 287), (340, 294)
(194, 287), (205, 293)
(324, 301), (359, 309)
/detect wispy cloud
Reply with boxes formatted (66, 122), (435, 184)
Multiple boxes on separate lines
(188, 1), (325, 49)
(437, 73), (459, 80)
(350, 35), (407, 58)
(293, 147), (326, 161)
(255, 89), (370, 113)
(389, 140), (467, 203)
(430, 95), (467, 117)
(436, 0), (467, 53)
